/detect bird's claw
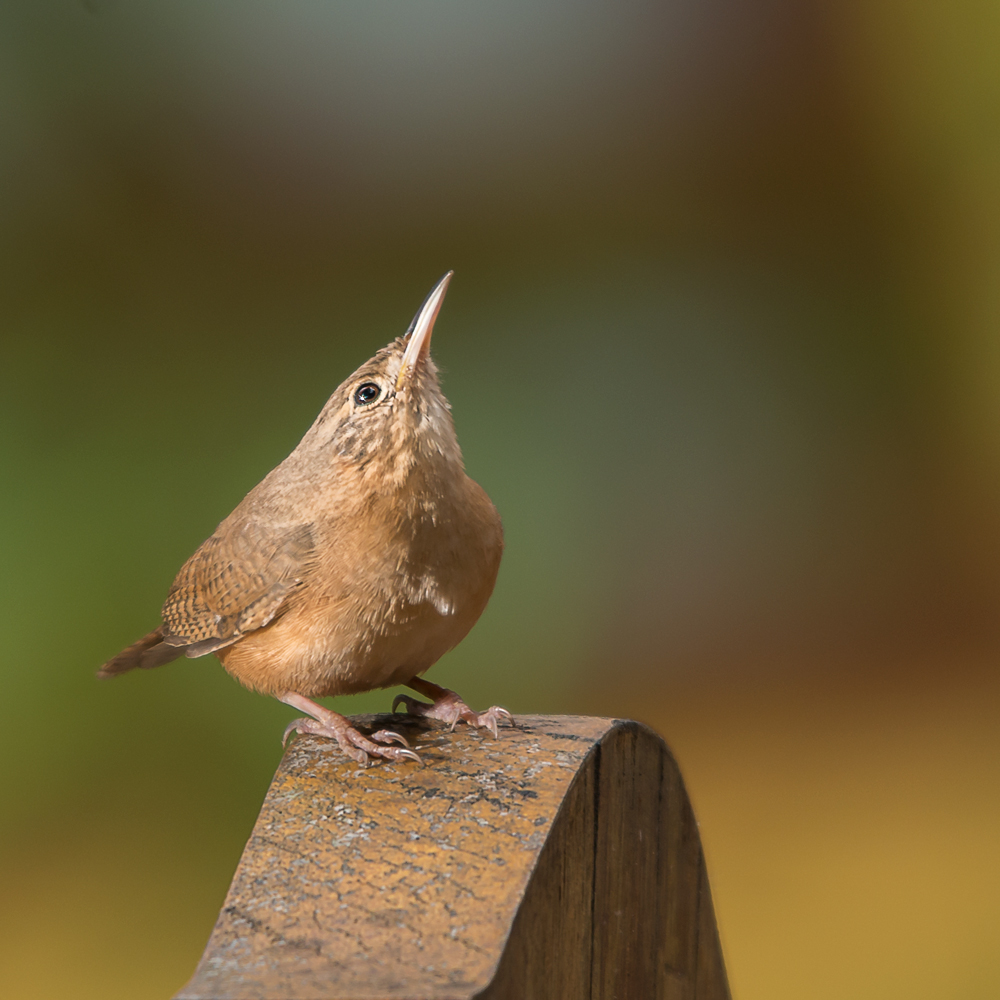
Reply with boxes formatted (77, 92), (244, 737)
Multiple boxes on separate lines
(370, 728), (411, 748)
(392, 693), (415, 714)
(477, 706), (514, 739)
(392, 690), (514, 739)
(281, 716), (422, 765)
(481, 712), (499, 740)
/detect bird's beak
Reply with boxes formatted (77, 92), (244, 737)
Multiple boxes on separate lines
(395, 271), (453, 391)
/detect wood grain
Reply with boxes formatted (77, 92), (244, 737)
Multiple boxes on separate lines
(173, 715), (728, 1000)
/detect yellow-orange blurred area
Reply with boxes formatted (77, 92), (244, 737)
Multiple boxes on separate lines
(1, 2), (999, 998)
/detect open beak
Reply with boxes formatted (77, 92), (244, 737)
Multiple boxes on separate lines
(395, 271), (453, 391)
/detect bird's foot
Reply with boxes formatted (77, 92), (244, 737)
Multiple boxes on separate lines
(279, 692), (421, 766)
(393, 681), (513, 739)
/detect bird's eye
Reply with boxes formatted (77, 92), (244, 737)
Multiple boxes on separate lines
(353, 383), (381, 406)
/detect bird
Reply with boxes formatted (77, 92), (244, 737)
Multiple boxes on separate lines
(98, 272), (510, 766)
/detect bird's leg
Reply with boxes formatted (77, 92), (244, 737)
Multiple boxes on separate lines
(392, 677), (513, 739)
(279, 692), (421, 766)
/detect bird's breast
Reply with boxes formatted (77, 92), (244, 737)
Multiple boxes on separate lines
(218, 475), (502, 698)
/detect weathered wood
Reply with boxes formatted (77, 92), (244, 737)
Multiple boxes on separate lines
(174, 714), (728, 1000)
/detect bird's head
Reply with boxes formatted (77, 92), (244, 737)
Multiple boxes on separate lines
(299, 272), (463, 486)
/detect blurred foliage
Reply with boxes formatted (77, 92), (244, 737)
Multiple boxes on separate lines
(1, 2), (999, 998)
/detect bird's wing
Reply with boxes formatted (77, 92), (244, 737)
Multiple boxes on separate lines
(161, 520), (314, 655)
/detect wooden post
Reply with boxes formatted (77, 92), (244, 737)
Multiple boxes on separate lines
(174, 715), (729, 1000)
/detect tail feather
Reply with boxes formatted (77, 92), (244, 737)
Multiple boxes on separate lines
(97, 627), (185, 678)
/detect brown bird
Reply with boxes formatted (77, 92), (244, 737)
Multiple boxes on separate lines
(98, 272), (510, 765)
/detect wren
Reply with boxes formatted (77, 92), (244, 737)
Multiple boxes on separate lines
(99, 273), (509, 765)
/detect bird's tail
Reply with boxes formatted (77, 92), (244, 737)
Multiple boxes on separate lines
(97, 627), (184, 678)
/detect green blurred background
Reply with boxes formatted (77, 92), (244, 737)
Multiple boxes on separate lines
(2, 2), (999, 997)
